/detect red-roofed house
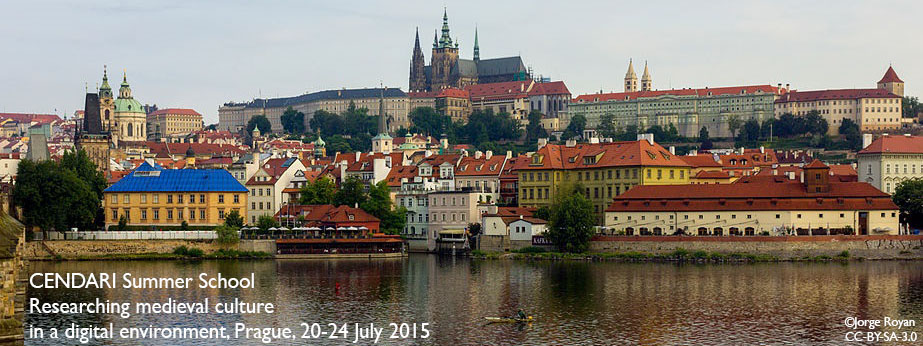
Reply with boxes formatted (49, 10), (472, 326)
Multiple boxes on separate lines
(245, 157), (307, 224)
(857, 134), (923, 193)
(774, 67), (903, 134)
(606, 161), (899, 236)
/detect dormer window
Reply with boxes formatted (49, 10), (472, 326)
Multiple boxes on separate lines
(583, 156), (596, 165)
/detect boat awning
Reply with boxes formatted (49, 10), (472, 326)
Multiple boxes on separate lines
(439, 229), (466, 235)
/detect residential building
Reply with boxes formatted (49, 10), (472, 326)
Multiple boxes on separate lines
(773, 67), (904, 134)
(0, 153), (20, 183)
(408, 10), (529, 92)
(857, 134), (923, 194)
(466, 80), (570, 123)
(605, 161), (899, 236)
(517, 138), (691, 218)
(454, 150), (508, 204)
(102, 162), (248, 229)
(429, 191), (480, 251)
(147, 108), (203, 141)
(245, 157), (306, 224)
(571, 83), (784, 138)
(481, 207), (546, 252)
(219, 87), (410, 134)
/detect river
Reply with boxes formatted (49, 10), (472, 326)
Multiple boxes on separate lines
(25, 256), (923, 345)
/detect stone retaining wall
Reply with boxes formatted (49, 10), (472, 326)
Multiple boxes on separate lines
(590, 235), (923, 259)
(24, 240), (227, 260)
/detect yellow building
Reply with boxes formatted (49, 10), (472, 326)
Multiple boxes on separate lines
(517, 139), (691, 217)
(147, 108), (203, 141)
(102, 162), (247, 229)
(605, 161), (900, 236)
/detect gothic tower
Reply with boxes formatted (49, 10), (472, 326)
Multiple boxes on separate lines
(409, 27), (427, 92)
(371, 88), (393, 154)
(624, 59), (638, 92)
(430, 8), (459, 90)
(641, 61), (652, 91)
(99, 66), (115, 133)
(473, 27), (480, 61)
(877, 65), (904, 97)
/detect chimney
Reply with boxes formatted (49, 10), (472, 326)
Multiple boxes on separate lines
(537, 138), (548, 150)
(777, 83), (782, 93)
(475, 151), (483, 159)
(669, 146), (675, 155)
(506, 150), (512, 159)
(565, 139), (577, 147)
(637, 133), (654, 145)
(355, 151), (361, 163)
(485, 150), (493, 160)
(862, 133), (873, 149)
(589, 137), (599, 144)
(785, 83), (790, 91)
(799, 171), (804, 183)
(520, 215), (524, 220)
(759, 146), (765, 154)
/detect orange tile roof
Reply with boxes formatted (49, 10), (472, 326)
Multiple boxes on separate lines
(520, 140), (690, 170)
(680, 154), (722, 168)
(465, 81), (532, 101)
(879, 66), (903, 83)
(574, 85), (781, 103)
(858, 135), (923, 154)
(694, 170), (731, 179)
(455, 154), (506, 176)
(148, 108), (201, 117)
(775, 88), (899, 103)
(384, 165), (418, 187)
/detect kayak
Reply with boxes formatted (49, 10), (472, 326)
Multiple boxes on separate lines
(485, 316), (533, 323)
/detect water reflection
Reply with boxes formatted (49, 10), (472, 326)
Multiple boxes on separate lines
(25, 257), (923, 345)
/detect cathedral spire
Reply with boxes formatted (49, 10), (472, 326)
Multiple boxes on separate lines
(433, 29), (438, 48)
(624, 59), (638, 92)
(641, 60), (652, 91)
(438, 7), (453, 48)
(473, 27), (480, 61)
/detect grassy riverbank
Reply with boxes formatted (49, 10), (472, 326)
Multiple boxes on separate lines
(51, 248), (271, 261)
(471, 247), (869, 263)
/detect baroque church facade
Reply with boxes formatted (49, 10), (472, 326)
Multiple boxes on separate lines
(409, 10), (530, 92)
(76, 67), (149, 171)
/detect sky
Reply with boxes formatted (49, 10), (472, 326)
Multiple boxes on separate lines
(1, 0), (919, 124)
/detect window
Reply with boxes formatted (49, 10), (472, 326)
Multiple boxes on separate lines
(111, 209), (118, 221)
(111, 195), (118, 204)
(189, 194), (195, 204)
(234, 194), (240, 203)
(167, 209), (173, 219)
(153, 209), (160, 220)
(219, 210), (226, 219)
(199, 194), (205, 203)
(123, 194), (130, 203)
(797, 214), (802, 219)
(819, 213), (823, 218)
(200, 209), (205, 220)
(140, 209), (147, 220)
(178, 209), (184, 220)
(177, 195), (183, 204)
(140, 194), (147, 203)
(167, 195), (173, 204)
(775, 214), (780, 219)
(219, 195), (225, 203)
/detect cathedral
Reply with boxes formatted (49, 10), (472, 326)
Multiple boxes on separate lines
(76, 66), (149, 171)
(623, 59), (653, 92)
(409, 10), (530, 92)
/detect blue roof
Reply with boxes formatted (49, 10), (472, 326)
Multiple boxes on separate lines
(105, 162), (247, 193)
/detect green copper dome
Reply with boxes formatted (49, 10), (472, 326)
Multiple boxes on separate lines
(313, 135), (325, 147)
(114, 71), (144, 113)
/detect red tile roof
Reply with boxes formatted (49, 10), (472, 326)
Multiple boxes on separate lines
(148, 108), (201, 117)
(455, 154), (506, 176)
(878, 66), (903, 84)
(694, 170), (731, 179)
(607, 180), (896, 212)
(275, 204), (379, 225)
(775, 88), (899, 103)
(144, 142), (245, 158)
(438, 88), (469, 98)
(574, 85), (781, 103)
(0, 113), (61, 124)
(384, 165), (418, 187)
(529, 81), (570, 96)
(494, 206), (537, 217)
(680, 154), (722, 168)
(465, 81), (532, 101)
(520, 140), (690, 170)
(858, 135), (923, 154)
(803, 159), (828, 169)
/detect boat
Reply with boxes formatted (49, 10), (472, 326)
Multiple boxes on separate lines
(484, 316), (533, 323)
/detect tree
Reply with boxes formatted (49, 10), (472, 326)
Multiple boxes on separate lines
(325, 135), (353, 154)
(804, 111), (828, 135)
(280, 107), (306, 134)
(214, 225), (240, 245)
(533, 206), (552, 221)
(256, 214), (279, 234)
(736, 119), (761, 145)
(726, 114), (742, 139)
(616, 124), (639, 141)
(309, 110), (344, 136)
(545, 183), (596, 253)
(563, 113), (587, 140)
(838, 118), (862, 150)
(525, 110), (547, 143)
(247, 115), (272, 135)
(116, 215), (128, 231)
(893, 178), (923, 229)
(334, 176), (365, 207)
(299, 177), (336, 205)
(597, 113), (617, 139)
(12, 159), (98, 236)
(698, 126), (713, 150)
(903, 96), (921, 119)
(409, 107), (451, 136)
(224, 209), (244, 228)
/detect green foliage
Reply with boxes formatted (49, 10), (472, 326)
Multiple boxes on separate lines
(116, 215), (128, 232)
(772, 111), (828, 139)
(563, 113), (586, 140)
(246, 115), (272, 135)
(838, 118), (862, 150)
(299, 177), (337, 205)
(309, 110), (345, 137)
(280, 106), (306, 134)
(180, 220), (189, 231)
(214, 225), (240, 245)
(597, 113), (617, 139)
(698, 126), (713, 150)
(361, 181), (406, 234)
(545, 183), (596, 253)
(172, 246), (204, 258)
(224, 209), (244, 228)
(903, 96), (921, 119)
(306, 107), (375, 152)
(256, 214), (279, 233)
(533, 206), (552, 221)
(513, 246), (547, 254)
(334, 176), (366, 207)
(408, 107), (452, 136)
(12, 154), (99, 233)
(726, 114), (742, 139)
(525, 110), (548, 143)
(325, 135), (353, 154)
(893, 178), (923, 228)
(735, 118), (761, 146)
(461, 109), (523, 146)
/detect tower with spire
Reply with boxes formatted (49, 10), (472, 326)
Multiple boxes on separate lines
(98, 66), (115, 132)
(409, 27), (427, 92)
(112, 70), (147, 143)
(371, 87), (393, 154)
(641, 61), (652, 92)
(877, 65), (904, 97)
(624, 59), (638, 92)
(473, 27), (480, 61)
(430, 7), (460, 90)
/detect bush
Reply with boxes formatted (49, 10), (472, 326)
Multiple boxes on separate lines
(180, 220), (189, 231)
(514, 246), (547, 254)
(214, 225), (240, 245)
(172, 245), (189, 256)
(172, 246), (204, 258)
(837, 250), (850, 259)
(670, 248), (689, 259)
(692, 250), (708, 259)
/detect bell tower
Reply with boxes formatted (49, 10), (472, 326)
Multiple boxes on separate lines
(430, 8), (459, 90)
(624, 59), (638, 92)
(641, 61), (652, 92)
(409, 27), (427, 92)
(98, 66), (115, 132)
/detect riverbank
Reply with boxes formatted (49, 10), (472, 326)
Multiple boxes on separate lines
(472, 248), (923, 262)
(23, 240), (270, 261)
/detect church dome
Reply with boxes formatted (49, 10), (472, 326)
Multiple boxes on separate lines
(313, 135), (325, 147)
(114, 72), (144, 114)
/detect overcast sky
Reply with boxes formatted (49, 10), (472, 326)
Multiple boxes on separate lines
(1, 0), (918, 124)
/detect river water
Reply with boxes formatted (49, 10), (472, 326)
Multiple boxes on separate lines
(25, 256), (923, 345)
